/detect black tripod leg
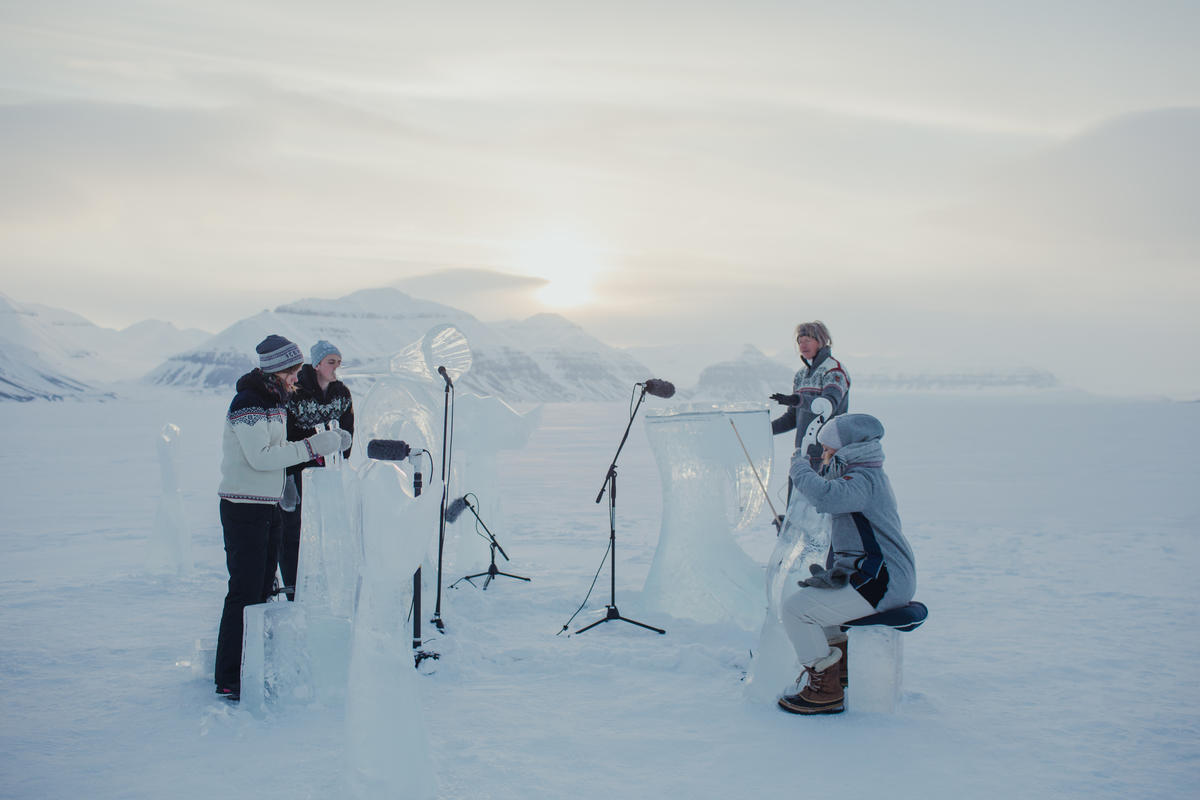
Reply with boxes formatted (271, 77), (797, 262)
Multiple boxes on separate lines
(616, 614), (666, 634)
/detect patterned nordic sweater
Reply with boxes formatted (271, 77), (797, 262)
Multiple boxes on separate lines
(218, 370), (316, 504)
(771, 346), (851, 450)
(285, 364), (354, 475)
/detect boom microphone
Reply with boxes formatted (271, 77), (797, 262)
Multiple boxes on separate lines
(367, 439), (411, 461)
(445, 496), (468, 524)
(437, 365), (453, 388)
(643, 378), (676, 399)
(368, 439), (426, 495)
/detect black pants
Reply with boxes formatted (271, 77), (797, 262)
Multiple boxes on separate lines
(214, 500), (282, 690)
(279, 477), (303, 602)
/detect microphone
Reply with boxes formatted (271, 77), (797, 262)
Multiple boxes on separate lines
(437, 365), (453, 388)
(367, 439), (411, 461)
(368, 439), (424, 495)
(445, 496), (468, 523)
(643, 378), (676, 399)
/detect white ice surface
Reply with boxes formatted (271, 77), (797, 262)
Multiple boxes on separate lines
(1, 392), (1199, 798)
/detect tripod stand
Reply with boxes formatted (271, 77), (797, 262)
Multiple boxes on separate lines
(576, 386), (665, 635)
(450, 497), (530, 590)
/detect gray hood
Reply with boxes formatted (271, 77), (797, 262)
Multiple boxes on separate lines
(818, 413), (884, 450)
(819, 413), (885, 469)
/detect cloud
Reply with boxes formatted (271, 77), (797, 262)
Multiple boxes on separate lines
(936, 107), (1200, 259)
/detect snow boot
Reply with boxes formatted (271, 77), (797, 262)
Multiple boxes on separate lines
(215, 684), (240, 703)
(778, 648), (844, 715)
(830, 636), (848, 688)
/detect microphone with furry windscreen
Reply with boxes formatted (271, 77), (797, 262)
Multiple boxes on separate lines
(367, 439), (411, 461)
(642, 378), (676, 398)
(366, 439), (424, 496)
(444, 496), (468, 524)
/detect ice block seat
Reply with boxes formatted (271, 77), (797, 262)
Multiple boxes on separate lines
(839, 601), (928, 713)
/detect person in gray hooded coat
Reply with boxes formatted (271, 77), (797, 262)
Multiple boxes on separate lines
(777, 412), (916, 715)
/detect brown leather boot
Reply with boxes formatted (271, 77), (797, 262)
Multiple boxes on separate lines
(778, 648), (844, 715)
(831, 636), (848, 688)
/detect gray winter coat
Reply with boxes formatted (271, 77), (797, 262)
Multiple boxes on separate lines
(788, 413), (916, 612)
(772, 346), (850, 466)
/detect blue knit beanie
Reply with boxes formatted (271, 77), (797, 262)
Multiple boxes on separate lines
(310, 339), (341, 366)
(256, 334), (303, 373)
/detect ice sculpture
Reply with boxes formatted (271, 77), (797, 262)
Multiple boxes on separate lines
(296, 464), (360, 620)
(355, 324), (470, 579)
(240, 601), (312, 716)
(240, 461), (361, 713)
(345, 457), (442, 800)
(356, 323), (539, 590)
(641, 404), (773, 630)
(148, 423), (191, 574)
(743, 416), (833, 702)
(447, 394), (541, 572)
(846, 626), (904, 713)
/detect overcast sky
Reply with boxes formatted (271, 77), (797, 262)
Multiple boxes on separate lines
(2, 1), (1198, 396)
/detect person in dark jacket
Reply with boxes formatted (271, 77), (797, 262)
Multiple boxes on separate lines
(214, 335), (350, 701)
(777, 413), (915, 715)
(770, 320), (850, 471)
(279, 339), (355, 601)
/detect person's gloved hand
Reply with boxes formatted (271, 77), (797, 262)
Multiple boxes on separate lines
(336, 429), (352, 452)
(810, 396), (833, 418)
(799, 560), (856, 590)
(308, 429), (344, 456)
(770, 392), (801, 407)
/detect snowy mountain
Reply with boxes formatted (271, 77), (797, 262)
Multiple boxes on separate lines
(684, 344), (794, 402)
(0, 293), (208, 399)
(0, 335), (101, 401)
(145, 289), (653, 402)
(670, 344), (1059, 402)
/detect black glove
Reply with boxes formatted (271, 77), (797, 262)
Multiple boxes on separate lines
(770, 392), (801, 407)
(806, 442), (824, 461)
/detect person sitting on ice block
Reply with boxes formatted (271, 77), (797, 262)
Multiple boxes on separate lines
(778, 413), (916, 715)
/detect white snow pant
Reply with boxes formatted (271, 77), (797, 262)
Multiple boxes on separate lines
(782, 585), (876, 667)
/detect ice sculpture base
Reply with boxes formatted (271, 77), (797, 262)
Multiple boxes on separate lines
(742, 614), (799, 702)
(847, 626), (903, 713)
(240, 602), (352, 716)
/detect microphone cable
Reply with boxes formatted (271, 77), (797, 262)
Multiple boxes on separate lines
(556, 536), (613, 636)
(460, 493), (494, 545)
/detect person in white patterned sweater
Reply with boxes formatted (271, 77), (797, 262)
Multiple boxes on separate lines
(213, 335), (350, 701)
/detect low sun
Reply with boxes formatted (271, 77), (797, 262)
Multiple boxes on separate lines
(514, 231), (605, 308)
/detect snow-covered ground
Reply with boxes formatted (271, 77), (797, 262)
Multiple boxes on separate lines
(2, 391), (1198, 799)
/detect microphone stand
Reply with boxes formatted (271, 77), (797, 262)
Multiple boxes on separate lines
(450, 498), (530, 590)
(576, 385), (666, 635)
(431, 368), (453, 632)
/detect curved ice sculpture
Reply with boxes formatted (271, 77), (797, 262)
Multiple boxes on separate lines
(743, 417), (833, 702)
(346, 459), (442, 799)
(641, 404), (773, 630)
(358, 323), (540, 582)
(149, 423), (191, 574)
(388, 322), (472, 385)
